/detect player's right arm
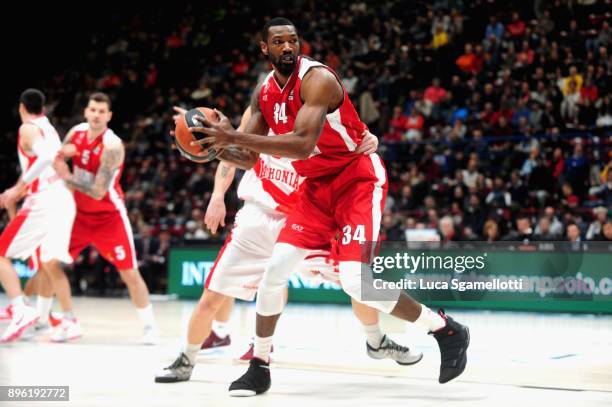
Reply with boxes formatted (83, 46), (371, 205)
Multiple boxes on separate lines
(213, 83), (268, 169)
(0, 124), (51, 208)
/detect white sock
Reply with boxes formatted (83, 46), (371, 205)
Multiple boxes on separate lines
(11, 295), (27, 308)
(183, 343), (200, 365)
(415, 305), (446, 332)
(36, 296), (53, 322)
(63, 310), (75, 320)
(363, 323), (384, 348)
(137, 304), (156, 328)
(253, 335), (273, 362)
(212, 320), (229, 338)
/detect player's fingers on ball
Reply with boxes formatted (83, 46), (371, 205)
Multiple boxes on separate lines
(193, 115), (213, 127)
(172, 106), (187, 114)
(213, 108), (228, 121)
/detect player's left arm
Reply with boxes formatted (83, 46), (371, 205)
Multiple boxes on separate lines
(191, 68), (343, 160)
(56, 139), (124, 200)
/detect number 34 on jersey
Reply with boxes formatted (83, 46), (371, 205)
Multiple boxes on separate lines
(273, 102), (288, 124)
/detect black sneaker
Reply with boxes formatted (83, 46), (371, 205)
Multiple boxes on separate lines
(430, 310), (470, 384)
(228, 358), (271, 397)
(154, 353), (194, 383)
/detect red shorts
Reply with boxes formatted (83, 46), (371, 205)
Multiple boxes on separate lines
(278, 154), (387, 262)
(69, 209), (138, 270)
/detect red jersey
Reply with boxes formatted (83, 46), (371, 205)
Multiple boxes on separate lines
(259, 56), (367, 178)
(70, 123), (126, 214)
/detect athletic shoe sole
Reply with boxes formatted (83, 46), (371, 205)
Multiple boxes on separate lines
(396, 352), (424, 366)
(0, 316), (40, 343)
(229, 389), (256, 397)
(50, 334), (82, 343)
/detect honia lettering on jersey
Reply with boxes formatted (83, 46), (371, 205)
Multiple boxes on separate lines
(259, 161), (300, 189)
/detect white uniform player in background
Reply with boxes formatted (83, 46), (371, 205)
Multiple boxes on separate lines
(0, 89), (76, 342)
(155, 106), (422, 383)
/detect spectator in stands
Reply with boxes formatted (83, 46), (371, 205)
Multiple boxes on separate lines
(507, 12), (526, 38)
(534, 217), (561, 241)
(586, 206), (609, 240)
(405, 108), (425, 140)
(565, 222), (582, 243)
(485, 16), (504, 41)
(591, 171), (612, 208)
(595, 221), (612, 241)
(438, 216), (457, 243)
(483, 219), (500, 242)
(503, 216), (534, 242)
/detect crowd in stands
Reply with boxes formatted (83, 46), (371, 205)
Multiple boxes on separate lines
(0, 0), (611, 291)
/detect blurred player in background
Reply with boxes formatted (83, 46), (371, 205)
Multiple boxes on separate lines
(52, 92), (159, 344)
(0, 89), (76, 342)
(155, 105), (422, 383)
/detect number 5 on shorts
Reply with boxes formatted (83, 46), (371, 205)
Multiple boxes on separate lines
(114, 245), (126, 260)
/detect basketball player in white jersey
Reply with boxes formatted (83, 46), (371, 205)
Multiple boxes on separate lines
(155, 106), (422, 383)
(0, 89), (76, 342)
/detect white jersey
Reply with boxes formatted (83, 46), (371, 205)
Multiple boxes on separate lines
(17, 116), (65, 197)
(237, 152), (304, 214)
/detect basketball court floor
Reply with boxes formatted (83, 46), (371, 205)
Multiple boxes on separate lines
(1, 295), (611, 406)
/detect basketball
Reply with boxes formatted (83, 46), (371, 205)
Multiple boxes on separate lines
(174, 107), (222, 163)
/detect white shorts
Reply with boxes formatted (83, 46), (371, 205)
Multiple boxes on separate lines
(0, 187), (75, 264)
(205, 202), (339, 301)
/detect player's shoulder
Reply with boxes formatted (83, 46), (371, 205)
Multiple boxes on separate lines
(300, 64), (341, 99)
(18, 122), (38, 134)
(69, 122), (89, 136)
(298, 56), (326, 78)
(72, 122), (89, 133)
(102, 128), (123, 149)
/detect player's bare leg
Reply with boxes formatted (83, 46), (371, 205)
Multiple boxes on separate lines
(350, 299), (422, 365)
(201, 296), (234, 350)
(20, 265), (55, 339)
(339, 261), (470, 384)
(155, 289), (228, 382)
(23, 271), (40, 298)
(0, 257), (39, 342)
(40, 260), (82, 342)
(43, 260), (73, 313)
(119, 268), (159, 344)
(230, 246), (470, 396)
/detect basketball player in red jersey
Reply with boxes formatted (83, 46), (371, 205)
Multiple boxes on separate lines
(191, 18), (470, 395)
(155, 106), (422, 383)
(0, 89), (76, 342)
(52, 92), (158, 344)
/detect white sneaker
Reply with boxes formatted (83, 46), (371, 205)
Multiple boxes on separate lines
(50, 318), (82, 343)
(20, 321), (52, 340)
(141, 325), (159, 345)
(0, 305), (39, 343)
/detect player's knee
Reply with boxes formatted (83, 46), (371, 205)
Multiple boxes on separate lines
(196, 291), (225, 314)
(260, 254), (291, 290)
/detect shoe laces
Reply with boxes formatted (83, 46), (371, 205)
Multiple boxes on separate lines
(381, 338), (411, 356)
(166, 354), (189, 370)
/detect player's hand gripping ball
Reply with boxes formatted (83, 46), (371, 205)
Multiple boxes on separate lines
(174, 107), (223, 162)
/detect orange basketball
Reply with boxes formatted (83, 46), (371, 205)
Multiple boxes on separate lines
(174, 107), (222, 163)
